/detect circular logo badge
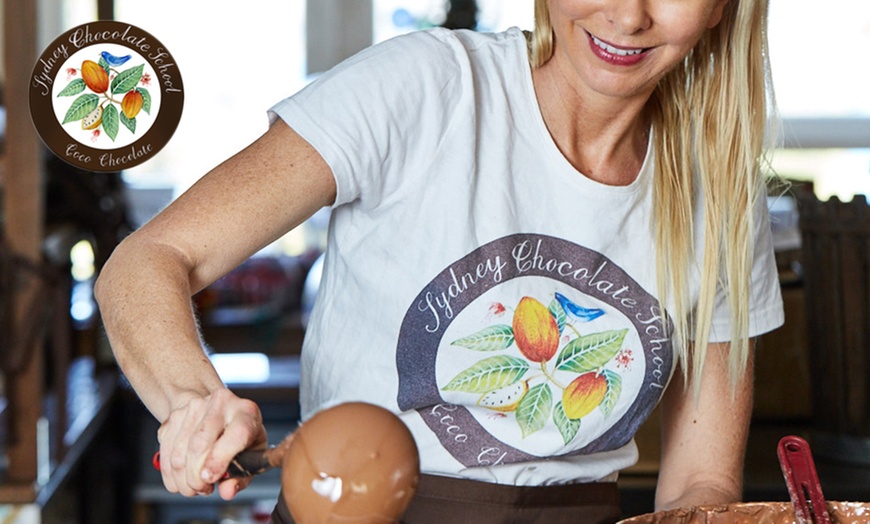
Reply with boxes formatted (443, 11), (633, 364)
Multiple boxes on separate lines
(396, 234), (674, 467)
(30, 21), (183, 172)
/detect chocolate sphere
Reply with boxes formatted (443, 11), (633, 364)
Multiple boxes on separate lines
(282, 402), (420, 523)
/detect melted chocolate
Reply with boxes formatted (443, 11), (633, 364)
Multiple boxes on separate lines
(620, 501), (870, 524)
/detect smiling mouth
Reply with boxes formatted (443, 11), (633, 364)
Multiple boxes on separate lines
(589, 33), (646, 57)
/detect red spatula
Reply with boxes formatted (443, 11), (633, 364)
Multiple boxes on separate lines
(777, 435), (831, 524)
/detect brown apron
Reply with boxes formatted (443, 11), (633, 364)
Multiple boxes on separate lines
(271, 474), (621, 523)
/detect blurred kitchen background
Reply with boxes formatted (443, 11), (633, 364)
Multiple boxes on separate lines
(1, 0), (869, 522)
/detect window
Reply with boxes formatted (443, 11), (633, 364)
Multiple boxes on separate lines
(769, 1), (870, 120)
(373, 0), (534, 42)
(767, 0), (870, 200)
(113, 1), (307, 195)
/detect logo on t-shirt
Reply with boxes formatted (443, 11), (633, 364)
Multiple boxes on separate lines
(396, 233), (673, 467)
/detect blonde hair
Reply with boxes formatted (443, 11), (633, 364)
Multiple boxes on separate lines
(530, 0), (775, 390)
(529, 0), (553, 68)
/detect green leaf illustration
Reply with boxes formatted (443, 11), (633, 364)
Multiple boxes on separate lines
(549, 297), (567, 334)
(111, 64), (144, 95)
(120, 112), (136, 134)
(555, 329), (628, 373)
(102, 104), (119, 141)
(553, 401), (580, 444)
(136, 87), (152, 114)
(443, 355), (528, 394)
(57, 78), (86, 97)
(516, 383), (552, 438)
(451, 325), (514, 352)
(61, 94), (99, 124)
(98, 56), (110, 73)
(599, 369), (622, 418)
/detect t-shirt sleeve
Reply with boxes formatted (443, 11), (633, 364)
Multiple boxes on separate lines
(268, 29), (467, 208)
(709, 192), (785, 341)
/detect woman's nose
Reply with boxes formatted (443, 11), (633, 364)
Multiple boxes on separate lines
(604, 0), (652, 35)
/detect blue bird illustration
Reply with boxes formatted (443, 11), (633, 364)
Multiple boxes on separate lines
(101, 51), (131, 67)
(554, 292), (605, 322)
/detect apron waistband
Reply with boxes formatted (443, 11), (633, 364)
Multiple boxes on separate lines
(413, 473), (620, 508)
(272, 474), (622, 524)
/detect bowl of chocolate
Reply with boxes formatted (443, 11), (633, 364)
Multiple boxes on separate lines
(282, 401), (421, 523)
(618, 501), (870, 523)
(619, 436), (869, 524)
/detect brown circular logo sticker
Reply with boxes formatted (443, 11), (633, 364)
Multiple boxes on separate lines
(30, 21), (183, 172)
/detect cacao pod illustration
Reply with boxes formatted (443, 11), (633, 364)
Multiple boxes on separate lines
(81, 106), (103, 130)
(121, 90), (144, 119)
(81, 60), (108, 94)
(562, 372), (608, 420)
(512, 296), (559, 363)
(477, 380), (529, 412)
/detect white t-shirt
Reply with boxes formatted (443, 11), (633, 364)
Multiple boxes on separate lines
(269, 27), (784, 486)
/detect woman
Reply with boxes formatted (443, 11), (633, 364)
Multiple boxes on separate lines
(95, 0), (783, 521)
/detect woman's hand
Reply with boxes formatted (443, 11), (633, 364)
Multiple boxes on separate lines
(156, 387), (268, 500)
(655, 341), (756, 510)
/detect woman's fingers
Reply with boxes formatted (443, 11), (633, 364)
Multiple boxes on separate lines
(216, 476), (254, 501)
(188, 394), (238, 487)
(156, 388), (265, 498)
(211, 402), (266, 501)
(156, 416), (182, 494)
(202, 396), (265, 483)
(202, 399), (266, 482)
(160, 395), (213, 496)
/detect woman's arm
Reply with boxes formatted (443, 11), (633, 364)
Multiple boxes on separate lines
(94, 120), (336, 499)
(654, 340), (756, 510)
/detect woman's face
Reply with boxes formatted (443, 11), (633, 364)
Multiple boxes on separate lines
(546, 0), (729, 101)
